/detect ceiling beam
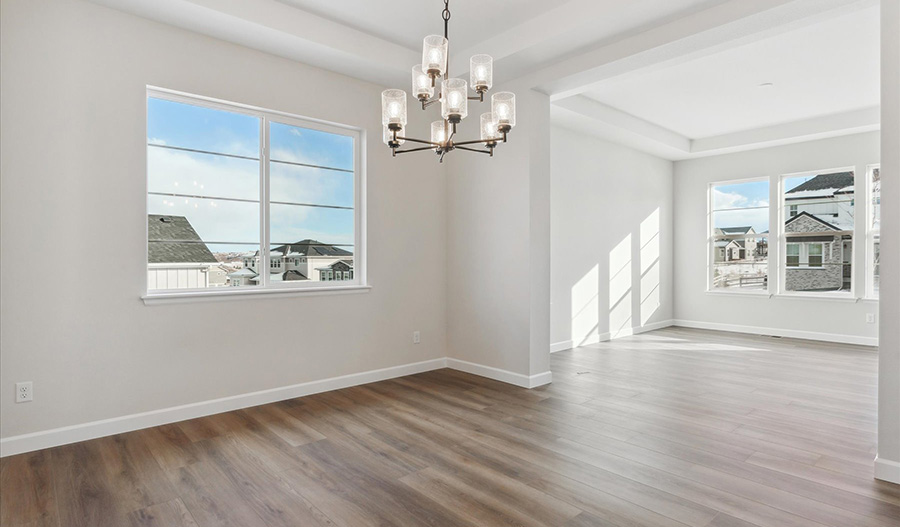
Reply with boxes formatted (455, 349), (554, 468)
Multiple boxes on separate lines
(690, 106), (881, 155)
(88, 0), (418, 87)
(515, 0), (877, 99)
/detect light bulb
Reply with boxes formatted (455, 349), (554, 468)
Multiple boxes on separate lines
(441, 78), (468, 121)
(381, 89), (408, 126)
(469, 55), (493, 90)
(448, 92), (462, 110)
(491, 92), (516, 129)
(431, 120), (446, 146)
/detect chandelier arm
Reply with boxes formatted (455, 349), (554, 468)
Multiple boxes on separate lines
(393, 145), (438, 155)
(455, 146), (492, 155)
(396, 136), (442, 147)
(452, 138), (497, 147)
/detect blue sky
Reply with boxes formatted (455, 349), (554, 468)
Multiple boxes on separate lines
(147, 97), (355, 253)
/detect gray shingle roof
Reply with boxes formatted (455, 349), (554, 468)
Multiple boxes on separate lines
(272, 240), (353, 257)
(785, 172), (854, 194)
(148, 215), (217, 264)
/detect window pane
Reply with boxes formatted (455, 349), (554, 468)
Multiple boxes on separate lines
(270, 163), (353, 209)
(270, 203), (354, 249)
(147, 96), (262, 292)
(269, 242), (354, 283)
(871, 167), (881, 296)
(712, 210), (769, 237)
(783, 171), (854, 293)
(712, 236), (768, 290)
(711, 180), (769, 211)
(270, 122), (354, 172)
(148, 148), (259, 201)
(148, 98), (259, 157)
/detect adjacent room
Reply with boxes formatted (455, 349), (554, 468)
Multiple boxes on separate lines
(1, 0), (898, 526)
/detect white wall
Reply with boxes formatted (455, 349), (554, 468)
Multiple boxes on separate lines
(550, 127), (674, 350)
(877, 0), (900, 484)
(445, 86), (552, 380)
(0, 0), (447, 440)
(673, 132), (881, 345)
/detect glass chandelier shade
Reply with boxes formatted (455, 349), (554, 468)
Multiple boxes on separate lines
(422, 35), (449, 76)
(441, 78), (468, 120)
(383, 125), (405, 146)
(480, 113), (500, 142)
(381, 89), (408, 127)
(470, 55), (493, 91)
(431, 120), (447, 146)
(491, 92), (516, 129)
(412, 65), (434, 100)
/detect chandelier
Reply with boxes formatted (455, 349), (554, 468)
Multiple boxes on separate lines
(381, 0), (516, 162)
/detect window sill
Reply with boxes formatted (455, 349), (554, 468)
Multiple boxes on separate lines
(142, 284), (372, 305)
(773, 293), (859, 303)
(706, 290), (772, 298)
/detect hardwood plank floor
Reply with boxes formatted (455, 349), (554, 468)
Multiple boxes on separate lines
(2, 327), (897, 527)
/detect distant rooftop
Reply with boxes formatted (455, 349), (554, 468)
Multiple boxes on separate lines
(786, 172), (854, 195)
(148, 215), (216, 264)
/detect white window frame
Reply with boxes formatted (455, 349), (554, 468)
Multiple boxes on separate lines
(777, 167), (855, 299)
(143, 87), (368, 305)
(866, 164), (881, 299)
(707, 176), (771, 295)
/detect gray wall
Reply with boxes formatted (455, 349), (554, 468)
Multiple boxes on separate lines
(877, 0), (900, 483)
(550, 127), (675, 349)
(0, 0), (448, 439)
(673, 132), (881, 345)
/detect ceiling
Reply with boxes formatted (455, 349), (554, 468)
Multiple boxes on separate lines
(90, 0), (881, 160)
(582, 5), (880, 140)
(276, 0), (565, 52)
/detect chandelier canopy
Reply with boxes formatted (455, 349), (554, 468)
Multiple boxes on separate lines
(381, 0), (516, 162)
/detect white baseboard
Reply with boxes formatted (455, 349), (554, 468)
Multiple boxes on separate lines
(551, 320), (675, 352)
(0, 356), (554, 458)
(0, 358), (448, 458)
(875, 456), (900, 484)
(672, 319), (878, 347)
(446, 358), (552, 388)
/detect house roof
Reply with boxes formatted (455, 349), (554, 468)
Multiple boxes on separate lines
(271, 240), (353, 257)
(148, 215), (217, 264)
(784, 211), (842, 231)
(785, 172), (854, 197)
(718, 226), (754, 235)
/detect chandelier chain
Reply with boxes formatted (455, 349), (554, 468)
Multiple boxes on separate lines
(443, 0), (450, 39)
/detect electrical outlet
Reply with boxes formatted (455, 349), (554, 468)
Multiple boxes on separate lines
(866, 313), (876, 324)
(413, 331), (421, 344)
(16, 382), (32, 403)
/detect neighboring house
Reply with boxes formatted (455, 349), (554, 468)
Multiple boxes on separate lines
(230, 239), (354, 286)
(784, 172), (854, 291)
(714, 226), (758, 262)
(147, 215), (219, 289)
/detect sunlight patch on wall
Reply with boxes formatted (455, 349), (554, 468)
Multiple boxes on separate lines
(571, 264), (600, 346)
(640, 208), (661, 325)
(610, 234), (633, 339)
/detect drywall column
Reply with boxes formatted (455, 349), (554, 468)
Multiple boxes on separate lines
(445, 86), (552, 385)
(877, 0), (900, 484)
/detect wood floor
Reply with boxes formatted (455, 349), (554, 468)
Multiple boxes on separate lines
(2, 327), (898, 527)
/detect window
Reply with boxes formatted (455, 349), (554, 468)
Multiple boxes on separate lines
(808, 243), (824, 267)
(786, 244), (800, 267)
(781, 169), (854, 294)
(146, 89), (362, 296)
(869, 165), (881, 297)
(709, 179), (769, 292)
